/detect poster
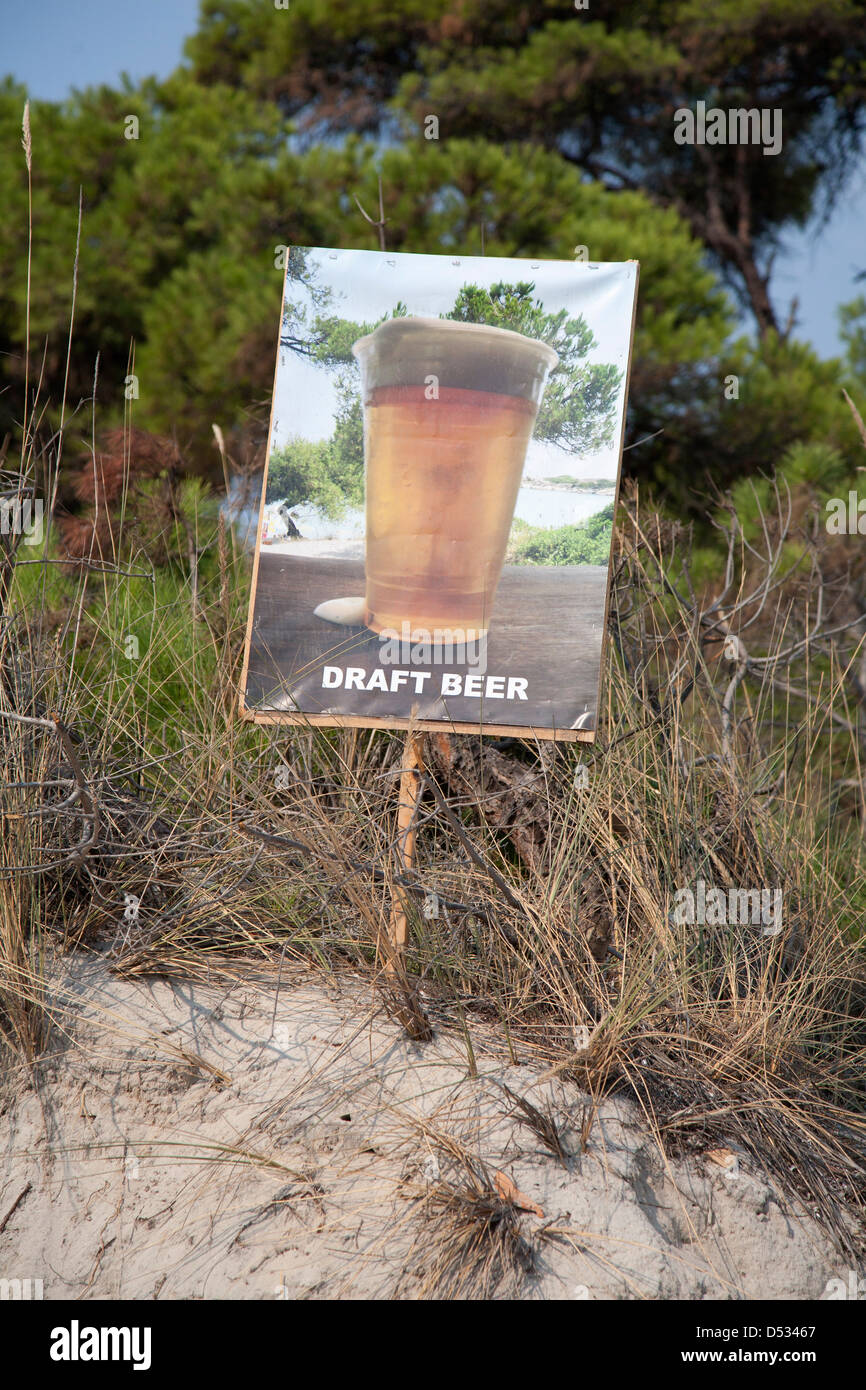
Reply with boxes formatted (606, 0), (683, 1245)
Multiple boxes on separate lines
(240, 247), (639, 741)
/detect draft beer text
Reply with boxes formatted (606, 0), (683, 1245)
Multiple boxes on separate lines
(321, 666), (529, 699)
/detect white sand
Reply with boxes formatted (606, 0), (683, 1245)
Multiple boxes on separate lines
(0, 955), (852, 1300)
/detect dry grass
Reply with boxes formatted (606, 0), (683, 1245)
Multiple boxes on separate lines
(502, 1084), (574, 1167)
(2, 109), (866, 1284)
(2, 468), (864, 1266)
(400, 1131), (537, 1299)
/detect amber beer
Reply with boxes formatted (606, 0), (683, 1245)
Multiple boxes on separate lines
(352, 317), (558, 643)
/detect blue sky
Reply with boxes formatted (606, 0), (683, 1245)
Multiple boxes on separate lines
(3, 0), (864, 360)
(2, 0), (202, 97)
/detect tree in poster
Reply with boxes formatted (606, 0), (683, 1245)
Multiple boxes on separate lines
(268, 278), (622, 516)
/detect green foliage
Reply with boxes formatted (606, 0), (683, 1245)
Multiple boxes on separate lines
(508, 503), (614, 566)
(0, 72), (303, 448)
(840, 296), (866, 386)
(443, 280), (621, 453)
(2, 1), (865, 517)
(778, 440), (850, 493)
(0, 70), (732, 473)
(266, 436), (356, 517)
(328, 387), (365, 504)
(636, 330), (866, 514)
(185, 0), (866, 337)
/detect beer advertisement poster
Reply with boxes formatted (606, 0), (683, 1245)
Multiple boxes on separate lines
(240, 247), (639, 741)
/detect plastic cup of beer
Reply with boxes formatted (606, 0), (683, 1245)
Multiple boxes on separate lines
(351, 316), (559, 644)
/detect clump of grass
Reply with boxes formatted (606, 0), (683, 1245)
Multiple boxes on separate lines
(502, 1085), (572, 1167)
(402, 1134), (536, 1299)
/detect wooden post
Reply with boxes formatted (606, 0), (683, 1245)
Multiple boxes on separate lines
(385, 731), (424, 974)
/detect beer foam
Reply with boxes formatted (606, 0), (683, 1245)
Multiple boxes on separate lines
(352, 316), (559, 403)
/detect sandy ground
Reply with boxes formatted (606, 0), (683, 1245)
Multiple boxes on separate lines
(0, 954), (854, 1300)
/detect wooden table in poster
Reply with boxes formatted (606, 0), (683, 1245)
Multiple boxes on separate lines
(246, 552), (607, 735)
